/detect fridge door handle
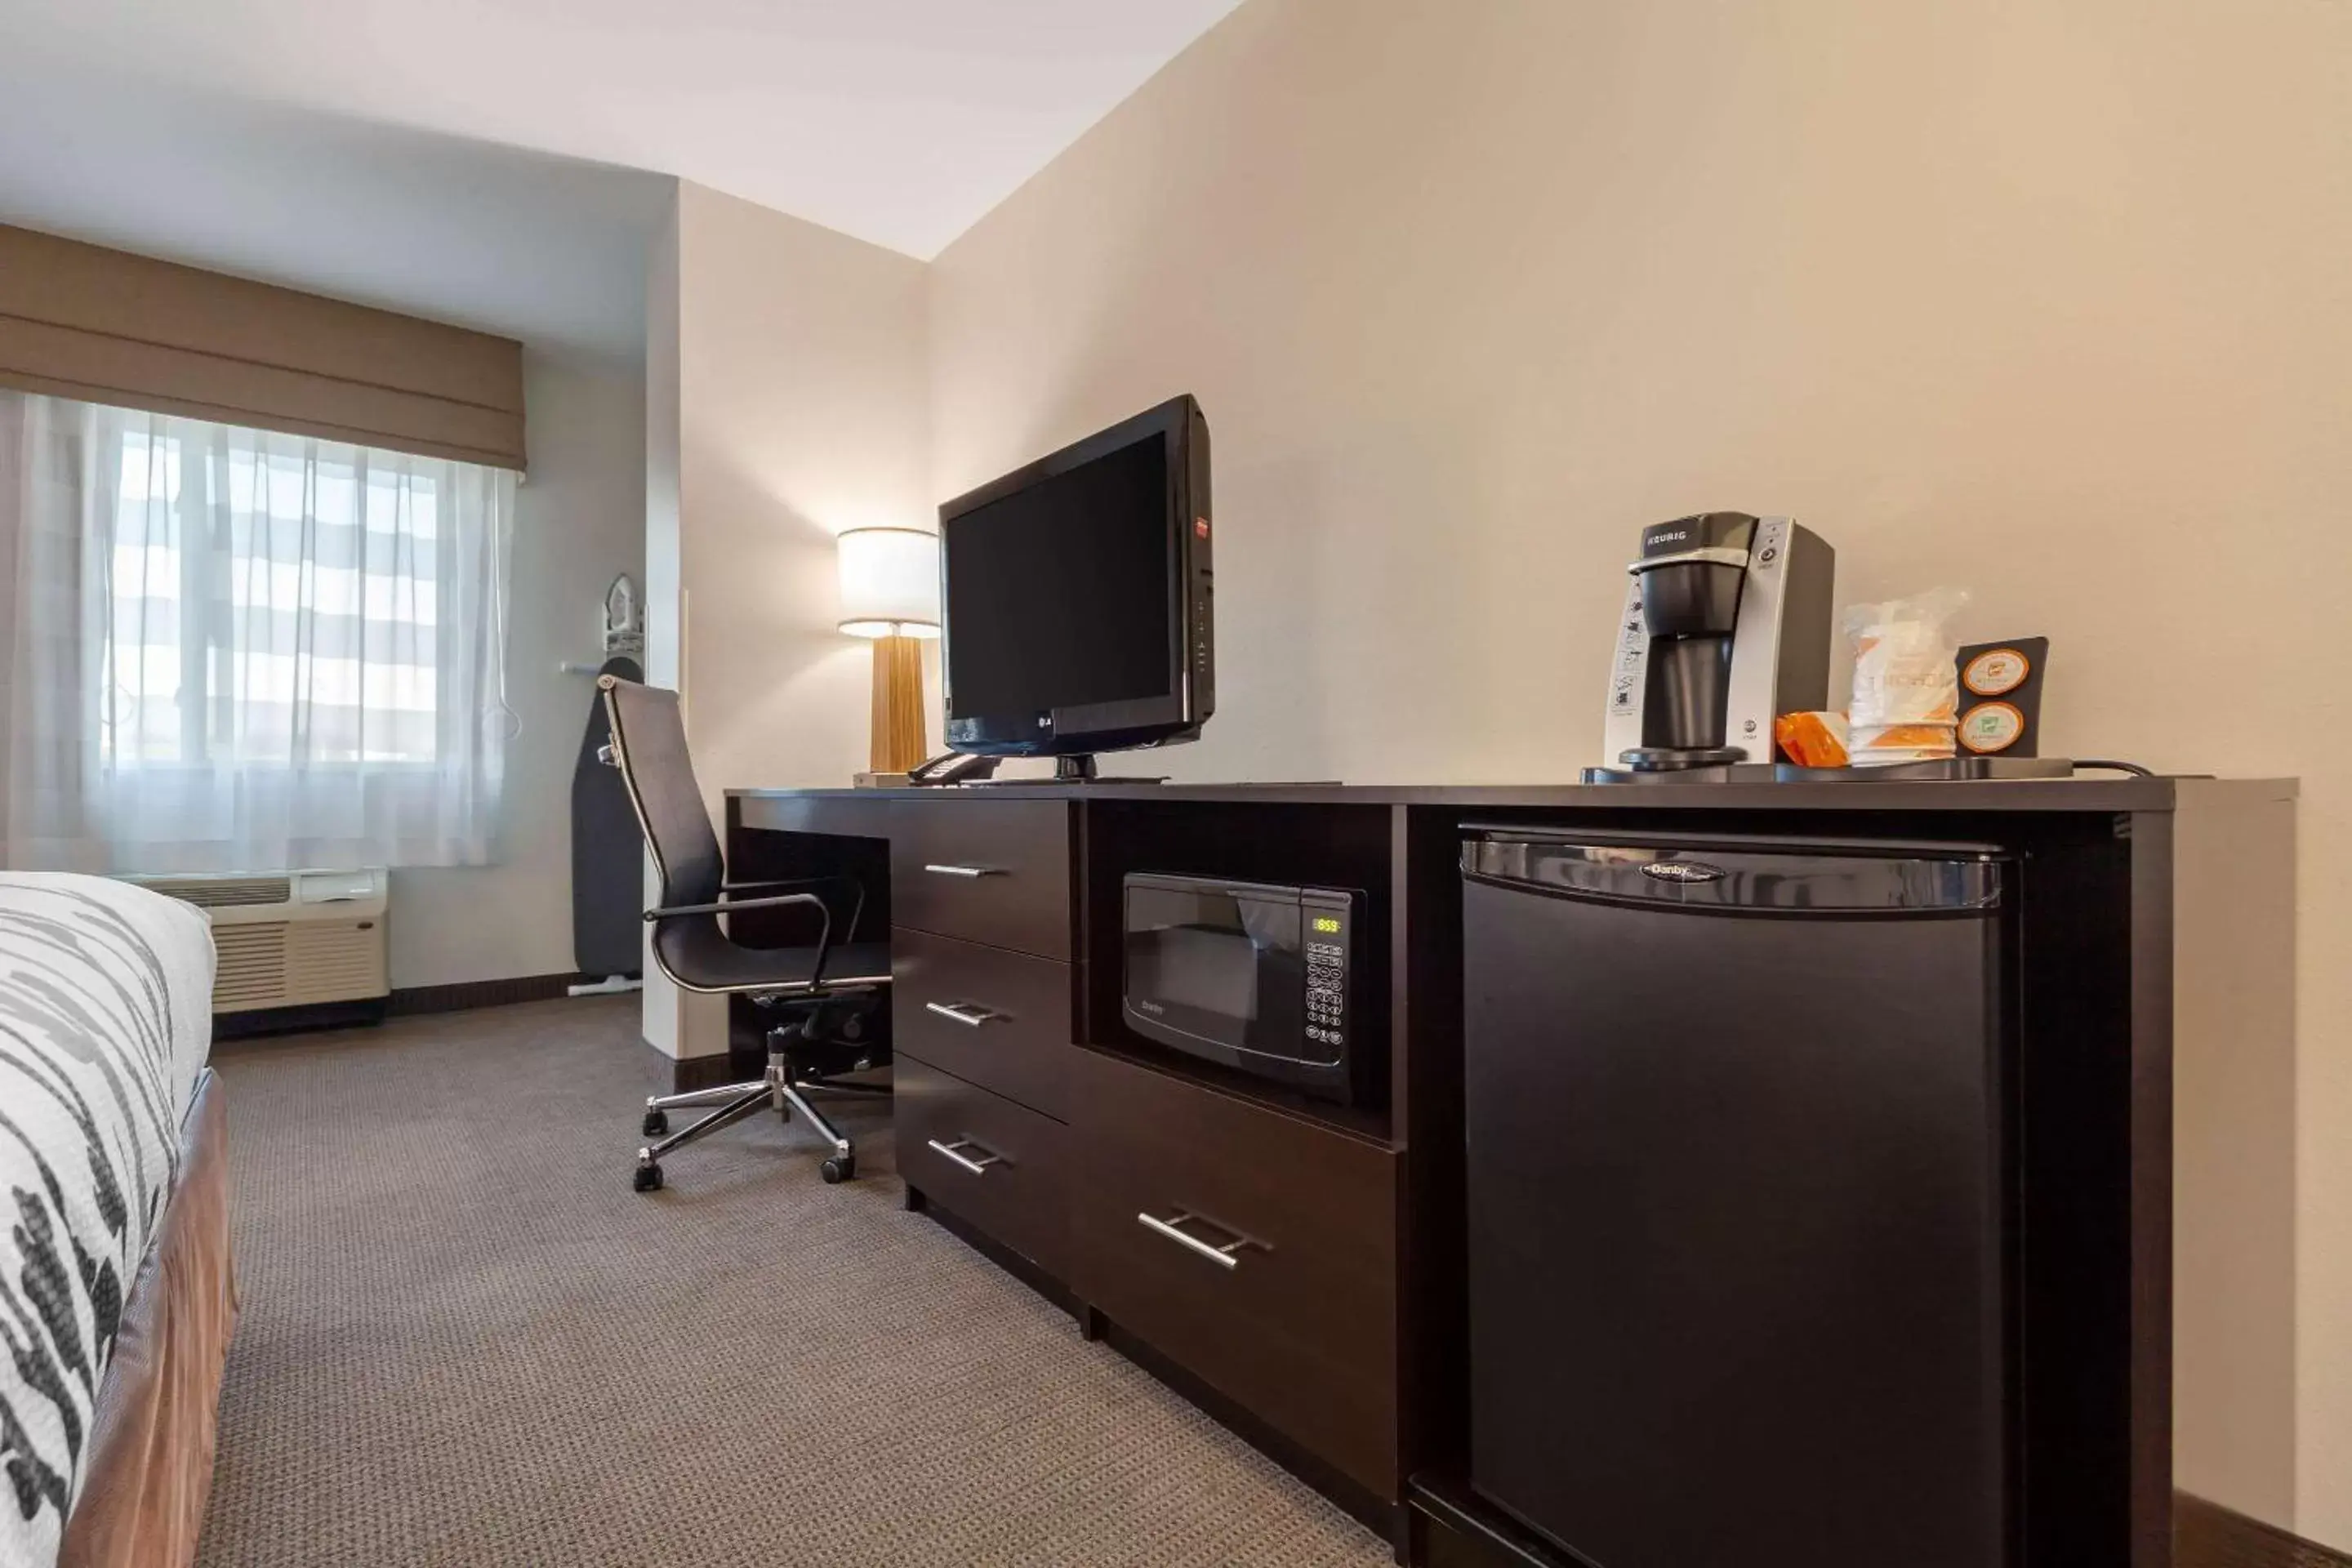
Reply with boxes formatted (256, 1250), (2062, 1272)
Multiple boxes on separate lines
(1461, 839), (2002, 914)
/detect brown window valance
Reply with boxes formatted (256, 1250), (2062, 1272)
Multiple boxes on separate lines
(0, 223), (525, 470)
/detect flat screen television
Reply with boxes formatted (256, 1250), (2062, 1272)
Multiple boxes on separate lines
(938, 395), (1213, 775)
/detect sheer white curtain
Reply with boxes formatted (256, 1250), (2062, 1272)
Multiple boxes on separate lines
(0, 390), (516, 873)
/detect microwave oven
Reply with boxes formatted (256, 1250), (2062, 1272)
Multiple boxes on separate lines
(1120, 871), (1368, 1105)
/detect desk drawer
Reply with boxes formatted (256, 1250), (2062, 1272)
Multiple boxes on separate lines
(890, 800), (1071, 958)
(892, 928), (1073, 1120)
(1071, 1052), (1399, 1498)
(898, 1058), (1068, 1279)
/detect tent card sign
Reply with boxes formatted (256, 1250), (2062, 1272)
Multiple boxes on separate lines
(1955, 637), (2049, 757)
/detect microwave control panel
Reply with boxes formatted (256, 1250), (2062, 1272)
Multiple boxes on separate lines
(1302, 889), (1352, 1052)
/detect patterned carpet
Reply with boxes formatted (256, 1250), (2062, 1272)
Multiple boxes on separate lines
(196, 996), (1391, 1568)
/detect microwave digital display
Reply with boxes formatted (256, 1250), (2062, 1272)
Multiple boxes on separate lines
(1121, 872), (1362, 1104)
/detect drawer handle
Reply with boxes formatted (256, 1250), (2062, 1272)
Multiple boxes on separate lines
(927, 1137), (1003, 1177)
(1137, 1209), (1260, 1271)
(924, 1000), (1001, 1028)
(922, 862), (1003, 879)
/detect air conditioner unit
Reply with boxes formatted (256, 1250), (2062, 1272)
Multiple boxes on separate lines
(123, 868), (390, 1015)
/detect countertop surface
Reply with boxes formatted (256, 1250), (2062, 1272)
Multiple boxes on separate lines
(729, 774), (2294, 815)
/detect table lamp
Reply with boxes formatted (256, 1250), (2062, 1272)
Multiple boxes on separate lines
(835, 526), (940, 775)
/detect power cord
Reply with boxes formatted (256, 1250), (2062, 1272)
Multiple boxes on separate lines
(2073, 759), (2156, 777)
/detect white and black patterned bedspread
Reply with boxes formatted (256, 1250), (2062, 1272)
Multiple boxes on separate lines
(0, 875), (213, 1568)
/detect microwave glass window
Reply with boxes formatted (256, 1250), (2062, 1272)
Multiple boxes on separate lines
(1125, 885), (1304, 1044)
(1143, 927), (1262, 1018)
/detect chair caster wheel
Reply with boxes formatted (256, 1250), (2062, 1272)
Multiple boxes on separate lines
(634, 1162), (663, 1192)
(641, 1110), (667, 1137)
(820, 1156), (854, 1184)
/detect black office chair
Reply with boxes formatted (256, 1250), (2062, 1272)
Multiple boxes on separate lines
(600, 675), (891, 1191)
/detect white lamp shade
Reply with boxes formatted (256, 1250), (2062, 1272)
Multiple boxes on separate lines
(835, 527), (940, 638)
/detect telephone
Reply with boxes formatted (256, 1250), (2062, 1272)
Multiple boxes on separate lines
(907, 751), (1002, 787)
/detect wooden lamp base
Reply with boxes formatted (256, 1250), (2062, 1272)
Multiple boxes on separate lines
(869, 634), (927, 774)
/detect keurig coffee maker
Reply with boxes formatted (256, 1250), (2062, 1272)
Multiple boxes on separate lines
(1590, 512), (1834, 781)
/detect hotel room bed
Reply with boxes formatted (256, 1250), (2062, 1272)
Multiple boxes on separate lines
(0, 874), (234, 1568)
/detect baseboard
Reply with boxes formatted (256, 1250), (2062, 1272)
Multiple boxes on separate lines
(212, 998), (388, 1040)
(2177, 1494), (2352, 1568)
(386, 971), (604, 1016)
(666, 1046), (760, 1094)
(638, 1031), (761, 1094)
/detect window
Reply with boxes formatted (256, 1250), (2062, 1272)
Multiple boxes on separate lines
(1, 391), (516, 873)
(102, 427), (450, 768)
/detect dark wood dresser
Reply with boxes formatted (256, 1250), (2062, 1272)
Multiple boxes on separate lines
(724, 777), (2296, 1568)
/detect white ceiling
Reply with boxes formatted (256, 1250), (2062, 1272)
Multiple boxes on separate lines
(0, 0), (1240, 359)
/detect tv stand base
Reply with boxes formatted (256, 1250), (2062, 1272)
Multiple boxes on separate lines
(1047, 755), (1167, 784)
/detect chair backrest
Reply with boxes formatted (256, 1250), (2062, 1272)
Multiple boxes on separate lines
(600, 677), (723, 978)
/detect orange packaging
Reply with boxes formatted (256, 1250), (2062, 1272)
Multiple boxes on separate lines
(1773, 711), (1850, 768)
(1851, 724), (1952, 751)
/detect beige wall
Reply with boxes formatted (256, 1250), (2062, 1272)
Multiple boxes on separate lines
(639, 191), (688, 1056)
(674, 181), (933, 804)
(2173, 783), (2301, 1528)
(640, 180), (932, 1058)
(928, 0), (2352, 1543)
(391, 351), (644, 988)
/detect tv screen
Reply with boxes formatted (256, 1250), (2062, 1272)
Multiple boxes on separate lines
(938, 394), (1210, 762)
(945, 434), (1171, 717)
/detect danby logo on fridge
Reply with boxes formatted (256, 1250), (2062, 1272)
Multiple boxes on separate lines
(1641, 861), (1726, 884)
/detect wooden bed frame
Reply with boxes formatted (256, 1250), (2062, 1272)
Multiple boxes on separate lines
(56, 1070), (235, 1568)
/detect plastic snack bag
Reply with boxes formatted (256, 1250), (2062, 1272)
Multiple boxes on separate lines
(1843, 588), (1969, 765)
(1773, 710), (1850, 768)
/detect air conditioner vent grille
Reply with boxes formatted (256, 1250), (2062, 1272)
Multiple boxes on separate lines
(147, 875), (292, 909)
(206, 918), (387, 1013)
(211, 923), (290, 1009)
(287, 924), (387, 1000)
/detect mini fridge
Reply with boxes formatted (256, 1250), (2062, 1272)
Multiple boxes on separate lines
(1460, 830), (2015, 1568)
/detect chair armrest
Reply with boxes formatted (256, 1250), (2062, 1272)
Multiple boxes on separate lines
(644, 890), (841, 985)
(718, 876), (867, 985)
(644, 892), (823, 921)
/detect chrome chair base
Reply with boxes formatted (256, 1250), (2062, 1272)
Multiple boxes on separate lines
(633, 1024), (889, 1191)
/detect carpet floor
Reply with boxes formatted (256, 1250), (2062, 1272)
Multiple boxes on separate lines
(195, 996), (1392, 1568)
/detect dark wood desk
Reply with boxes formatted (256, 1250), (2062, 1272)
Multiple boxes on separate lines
(724, 777), (2292, 1568)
